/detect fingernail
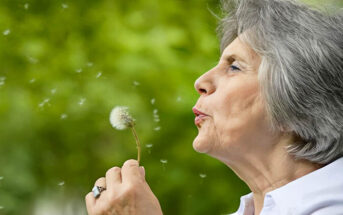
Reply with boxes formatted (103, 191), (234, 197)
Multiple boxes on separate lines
(123, 159), (138, 166)
(139, 166), (145, 177)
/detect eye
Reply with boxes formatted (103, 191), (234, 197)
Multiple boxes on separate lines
(229, 65), (241, 71)
(227, 63), (241, 73)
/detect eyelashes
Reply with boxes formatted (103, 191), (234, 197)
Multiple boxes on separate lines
(229, 65), (241, 71)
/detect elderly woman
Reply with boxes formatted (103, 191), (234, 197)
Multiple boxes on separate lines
(85, 0), (343, 214)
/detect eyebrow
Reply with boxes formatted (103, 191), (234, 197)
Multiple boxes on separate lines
(223, 54), (248, 65)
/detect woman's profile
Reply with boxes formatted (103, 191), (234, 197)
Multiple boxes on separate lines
(85, 0), (343, 214)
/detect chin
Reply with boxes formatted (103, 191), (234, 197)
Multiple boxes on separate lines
(193, 134), (212, 154)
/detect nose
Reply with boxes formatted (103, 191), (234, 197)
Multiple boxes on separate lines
(194, 71), (215, 95)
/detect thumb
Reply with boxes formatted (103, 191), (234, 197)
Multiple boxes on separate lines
(139, 166), (145, 178)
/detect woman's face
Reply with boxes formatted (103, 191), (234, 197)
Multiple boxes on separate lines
(193, 37), (277, 162)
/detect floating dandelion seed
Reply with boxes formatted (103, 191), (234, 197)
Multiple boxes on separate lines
(60, 113), (68, 119)
(0, 77), (5, 86)
(61, 3), (68, 9)
(160, 159), (168, 164)
(153, 109), (158, 115)
(0, 176), (4, 180)
(176, 96), (182, 102)
(39, 98), (50, 108)
(160, 159), (167, 171)
(96, 72), (102, 79)
(145, 144), (153, 148)
(78, 98), (86, 106)
(86, 62), (93, 67)
(76, 68), (82, 73)
(133, 81), (140, 86)
(58, 181), (65, 186)
(146, 143), (153, 154)
(0, 80), (5, 86)
(154, 126), (161, 131)
(24, 3), (29, 10)
(151, 98), (155, 105)
(154, 117), (160, 122)
(199, 173), (207, 178)
(28, 56), (38, 64)
(51, 88), (57, 94)
(0, 206), (3, 210)
(29, 78), (36, 83)
(3, 29), (10, 36)
(110, 106), (142, 164)
(153, 109), (160, 122)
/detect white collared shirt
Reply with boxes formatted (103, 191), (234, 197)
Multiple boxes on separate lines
(231, 157), (343, 215)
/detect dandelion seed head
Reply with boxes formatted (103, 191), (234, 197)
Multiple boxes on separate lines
(3, 29), (10, 36)
(109, 106), (135, 130)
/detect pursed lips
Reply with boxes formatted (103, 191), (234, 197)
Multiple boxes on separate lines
(192, 107), (209, 126)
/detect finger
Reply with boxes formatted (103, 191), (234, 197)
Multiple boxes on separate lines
(94, 177), (106, 188)
(105, 167), (122, 190)
(85, 192), (96, 213)
(121, 159), (143, 184)
(139, 166), (145, 178)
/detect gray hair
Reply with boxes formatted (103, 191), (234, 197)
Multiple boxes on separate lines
(218, 0), (343, 164)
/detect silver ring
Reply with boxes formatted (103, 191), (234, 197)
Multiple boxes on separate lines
(92, 186), (106, 198)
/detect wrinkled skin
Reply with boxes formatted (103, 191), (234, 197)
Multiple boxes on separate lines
(85, 160), (163, 215)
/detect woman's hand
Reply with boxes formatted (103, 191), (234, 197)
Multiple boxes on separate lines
(85, 159), (163, 215)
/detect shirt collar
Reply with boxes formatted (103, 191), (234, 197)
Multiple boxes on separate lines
(266, 157), (343, 211)
(236, 193), (254, 215)
(236, 157), (343, 214)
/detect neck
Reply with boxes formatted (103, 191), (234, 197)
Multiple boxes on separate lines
(223, 133), (323, 215)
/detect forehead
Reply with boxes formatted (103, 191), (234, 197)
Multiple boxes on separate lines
(222, 37), (260, 66)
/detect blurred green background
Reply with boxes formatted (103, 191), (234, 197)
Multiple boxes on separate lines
(0, 0), (341, 214)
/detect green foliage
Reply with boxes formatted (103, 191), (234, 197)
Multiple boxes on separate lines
(0, 0), (340, 214)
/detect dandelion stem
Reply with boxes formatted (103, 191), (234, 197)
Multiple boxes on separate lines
(130, 126), (141, 165)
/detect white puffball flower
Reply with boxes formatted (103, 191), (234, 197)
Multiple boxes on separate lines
(109, 106), (135, 130)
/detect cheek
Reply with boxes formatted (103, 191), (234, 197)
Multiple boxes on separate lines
(213, 87), (268, 149)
